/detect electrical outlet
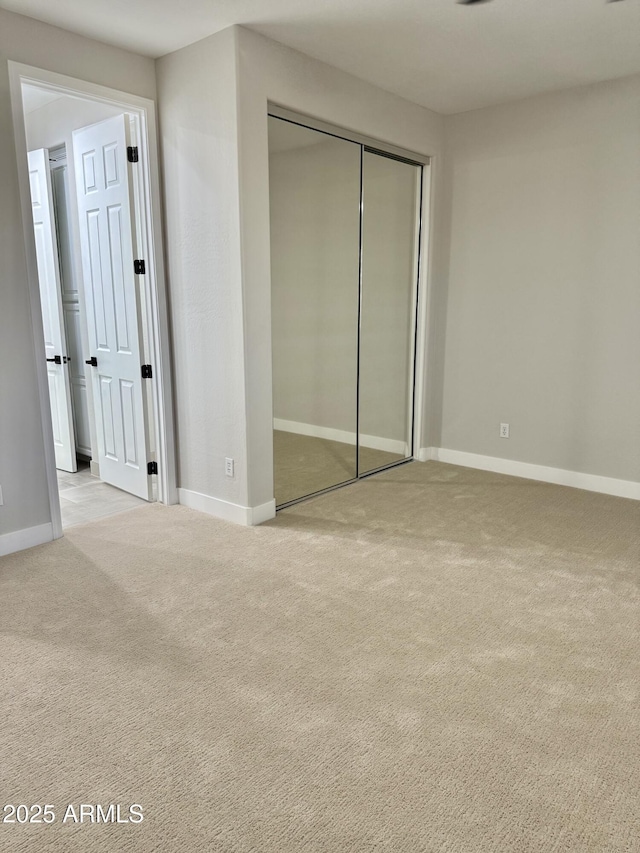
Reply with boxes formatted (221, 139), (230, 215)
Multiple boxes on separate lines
(225, 457), (235, 478)
(0, 485), (3, 505)
(500, 423), (510, 439)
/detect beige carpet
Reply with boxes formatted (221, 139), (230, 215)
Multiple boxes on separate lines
(274, 429), (404, 505)
(1, 461), (639, 852)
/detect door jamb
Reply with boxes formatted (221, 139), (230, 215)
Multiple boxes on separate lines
(412, 161), (432, 462)
(8, 61), (178, 539)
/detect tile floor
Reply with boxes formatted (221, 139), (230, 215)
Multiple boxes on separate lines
(57, 460), (148, 528)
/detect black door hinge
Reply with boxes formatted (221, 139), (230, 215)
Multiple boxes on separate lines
(127, 146), (139, 163)
(134, 259), (146, 275)
(141, 364), (153, 379)
(147, 461), (158, 475)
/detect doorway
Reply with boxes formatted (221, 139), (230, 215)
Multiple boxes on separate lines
(268, 114), (426, 508)
(10, 63), (176, 534)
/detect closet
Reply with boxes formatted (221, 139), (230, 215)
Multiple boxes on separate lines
(268, 114), (425, 507)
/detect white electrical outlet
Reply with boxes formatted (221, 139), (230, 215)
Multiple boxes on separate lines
(0, 485), (3, 505)
(500, 423), (510, 439)
(225, 457), (235, 478)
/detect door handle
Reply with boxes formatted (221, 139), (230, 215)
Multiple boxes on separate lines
(85, 357), (98, 367)
(46, 355), (62, 364)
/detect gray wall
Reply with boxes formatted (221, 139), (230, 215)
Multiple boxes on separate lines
(439, 74), (640, 483)
(0, 8), (156, 539)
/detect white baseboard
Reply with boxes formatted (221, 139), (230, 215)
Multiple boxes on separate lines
(274, 418), (408, 456)
(417, 447), (437, 462)
(419, 447), (640, 501)
(0, 522), (54, 557)
(249, 499), (277, 525)
(178, 488), (276, 526)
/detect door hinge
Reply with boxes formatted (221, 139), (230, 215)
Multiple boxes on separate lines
(147, 461), (158, 475)
(134, 259), (146, 275)
(141, 364), (153, 379)
(127, 146), (139, 163)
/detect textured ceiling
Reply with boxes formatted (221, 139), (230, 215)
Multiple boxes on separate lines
(2, 0), (639, 113)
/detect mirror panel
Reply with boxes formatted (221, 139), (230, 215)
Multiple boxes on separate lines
(269, 117), (361, 506)
(359, 151), (421, 476)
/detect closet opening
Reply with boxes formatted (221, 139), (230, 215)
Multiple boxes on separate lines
(268, 112), (429, 509)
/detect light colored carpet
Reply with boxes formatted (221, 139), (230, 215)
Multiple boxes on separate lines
(274, 429), (404, 505)
(1, 461), (639, 852)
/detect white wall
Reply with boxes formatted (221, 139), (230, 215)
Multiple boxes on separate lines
(440, 75), (640, 485)
(0, 8), (156, 546)
(236, 26), (444, 509)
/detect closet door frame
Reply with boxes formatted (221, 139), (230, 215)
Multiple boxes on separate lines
(268, 108), (432, 507)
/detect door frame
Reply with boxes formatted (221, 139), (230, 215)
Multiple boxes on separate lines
(9, 62), (178, 538)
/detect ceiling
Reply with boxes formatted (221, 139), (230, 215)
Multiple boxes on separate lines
(2, 0), (639, 113)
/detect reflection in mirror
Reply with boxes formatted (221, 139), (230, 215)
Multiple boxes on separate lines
(269, 117), (361, 506)
(359, 152), (421, 475)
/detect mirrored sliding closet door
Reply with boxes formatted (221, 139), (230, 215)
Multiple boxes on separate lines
(268, 115), (424, 508)
(358, 150), (421, 476)
(268, 117), (361, 506)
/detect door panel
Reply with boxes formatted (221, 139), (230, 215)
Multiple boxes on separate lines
(63, 303), (92, 455)
(28, 148), (77, 473)
(268, 116), (361, 507)
(48, 372), (63, 443)
(359, 151), (421, 475)
(73, 115), (152, 500)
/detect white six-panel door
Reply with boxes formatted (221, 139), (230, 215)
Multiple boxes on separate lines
(72, 115), (152, 501)
(28, 148), (77, 473)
